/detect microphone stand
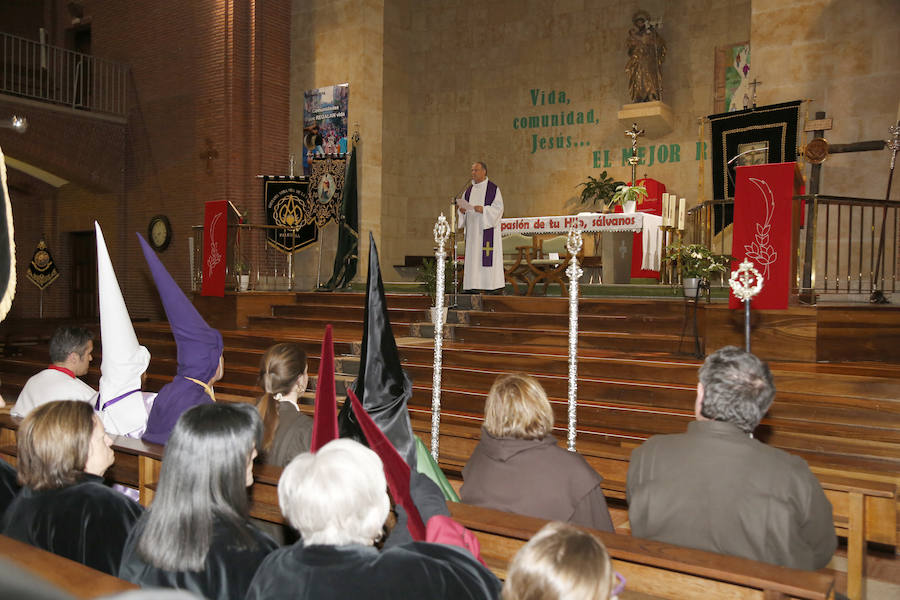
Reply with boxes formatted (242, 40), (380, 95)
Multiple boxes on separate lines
(449, 181), (472, 308)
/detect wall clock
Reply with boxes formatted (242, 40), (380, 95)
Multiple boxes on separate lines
(148, 214), (172, 252)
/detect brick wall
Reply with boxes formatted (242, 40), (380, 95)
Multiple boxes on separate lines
(1, 0), (291, 321)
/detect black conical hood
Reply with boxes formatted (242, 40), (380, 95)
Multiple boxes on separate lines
(337, 233), (416, 469)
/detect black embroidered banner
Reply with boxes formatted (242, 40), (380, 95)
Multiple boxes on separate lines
(263, 177), (317, 253)
(709, 100), (801, 202)
(26, 239), (59, 290)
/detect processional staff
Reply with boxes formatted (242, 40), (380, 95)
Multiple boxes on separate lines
(430, 214), (450, 460)
(729, 260), (763, 352)
(565, 229), (584, 451)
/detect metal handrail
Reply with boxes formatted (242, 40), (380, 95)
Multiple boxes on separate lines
(686, 195), (898, 301)
(0, 31), (128, 117)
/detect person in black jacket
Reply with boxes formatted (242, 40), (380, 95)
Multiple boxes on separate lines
(1, 400), (143, 575)
(119, 403), (277, 600)
(246, 439), (500, 600)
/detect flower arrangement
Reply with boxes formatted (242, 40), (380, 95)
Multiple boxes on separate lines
(663, 242), (732, 280)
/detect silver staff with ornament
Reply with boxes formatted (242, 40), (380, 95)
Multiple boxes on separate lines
(565, 228), (584, 451)
(430, 214), (450, 460)
(729, 260), (764, 352)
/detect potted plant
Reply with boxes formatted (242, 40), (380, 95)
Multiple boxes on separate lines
(609, 183), (648, 214)
(570, 171), (626, 253)
(234, 259), (250, 292)
(416, 257), (453, 323)
(663, 242), (732, 298)
(571, 171), (626, 213)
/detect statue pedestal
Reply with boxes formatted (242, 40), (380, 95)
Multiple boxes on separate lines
(617, 101), (674, 137)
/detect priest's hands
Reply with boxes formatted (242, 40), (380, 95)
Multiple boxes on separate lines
(472, 206), (484, 213)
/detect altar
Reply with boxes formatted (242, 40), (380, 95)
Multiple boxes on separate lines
(499, 212), (661, 285)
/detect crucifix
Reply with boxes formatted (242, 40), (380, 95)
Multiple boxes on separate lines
(748, 78), (762, 108)
(624, 123), (645, 185)
(199, 138), (218, 175)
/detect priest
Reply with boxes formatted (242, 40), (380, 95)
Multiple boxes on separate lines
(457, 162), (504, 293)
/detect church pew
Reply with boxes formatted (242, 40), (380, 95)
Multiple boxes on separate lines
(447, 503), (835, 600)
(143, 467), (836, 600)
(0, 409), (892, 600)
(0, 534), (138, 598)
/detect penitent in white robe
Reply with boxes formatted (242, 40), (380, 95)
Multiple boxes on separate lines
(458, 178), (504, 291)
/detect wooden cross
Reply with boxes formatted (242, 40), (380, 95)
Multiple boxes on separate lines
(200, 138), (218, 175)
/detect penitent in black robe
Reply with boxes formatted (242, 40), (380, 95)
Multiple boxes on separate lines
(245, 541), (501, 600)
(119, 516), (277, 600)
(0, 473), (143, 575)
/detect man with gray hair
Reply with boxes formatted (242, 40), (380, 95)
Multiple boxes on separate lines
(626, 346), (836, 570)
(12, 326), (96, 418)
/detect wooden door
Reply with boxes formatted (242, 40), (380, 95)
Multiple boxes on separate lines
(70, 230), (96, 318)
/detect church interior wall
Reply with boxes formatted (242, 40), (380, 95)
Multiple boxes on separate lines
(1, 0), (291, 319)
(289, 0), (387, 286)
(395, 0), (754, 267)
(751, 0), (900, 287)
(291, 0), (896, 280)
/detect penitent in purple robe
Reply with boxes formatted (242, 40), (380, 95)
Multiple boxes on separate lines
(137, 234), (223, 445)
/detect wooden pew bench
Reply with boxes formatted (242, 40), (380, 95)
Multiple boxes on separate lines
(0, 411), (892, 600)
(448, 502), (835, 600)
(0, 534), (138, 598)
(179, 467), (836, 600)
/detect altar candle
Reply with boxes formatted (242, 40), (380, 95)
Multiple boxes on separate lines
(678, 198), (686, 230)
(661, 193), (670, 227)
(666, 194), (675, 227)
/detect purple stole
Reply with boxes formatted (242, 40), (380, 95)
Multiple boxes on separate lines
(464, 181), (498, 267)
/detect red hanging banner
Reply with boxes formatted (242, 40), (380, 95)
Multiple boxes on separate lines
(201, 200), (228, 297)
(729, 163), (796, 310)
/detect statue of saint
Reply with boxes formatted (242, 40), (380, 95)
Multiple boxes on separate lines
(626, 10), (666, 103)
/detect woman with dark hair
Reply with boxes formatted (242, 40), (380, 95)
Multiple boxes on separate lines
(256, 343), (312, 467)
(119, 403), (277, 600)
(1, 400), (143, 574)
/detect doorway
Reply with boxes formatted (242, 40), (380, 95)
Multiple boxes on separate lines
(70, 230), (96, 318)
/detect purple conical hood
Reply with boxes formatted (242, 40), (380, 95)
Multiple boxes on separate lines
(137, 233), (223, 382)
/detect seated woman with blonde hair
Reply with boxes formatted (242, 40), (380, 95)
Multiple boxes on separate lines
(503, 521), (623, 600)
(1, 400), (143, 574)
(255, 342), (312, 467)
(461, 373), (614, 531)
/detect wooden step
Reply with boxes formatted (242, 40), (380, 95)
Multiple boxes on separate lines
(467, 310), (687, 336)
(451, 325), (689, 353)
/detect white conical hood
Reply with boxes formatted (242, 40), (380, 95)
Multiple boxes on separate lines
(95, 221), (150, 434)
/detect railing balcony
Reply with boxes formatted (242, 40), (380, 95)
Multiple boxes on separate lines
(191, 224), (313, 292)
(687, 196), (899, 302)
(0, 32), (128, 118)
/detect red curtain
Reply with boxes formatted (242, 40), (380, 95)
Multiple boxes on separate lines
(729, 163), (795, 310)
(201, 200), (228, 297)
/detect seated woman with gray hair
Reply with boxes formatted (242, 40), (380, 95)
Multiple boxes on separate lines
(461, 373), (614, 531)
(503, 521), (623, 600)
(245, 439), (501, 600)
(118, 403), (277, 600)
(1, 400), (143, 574)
